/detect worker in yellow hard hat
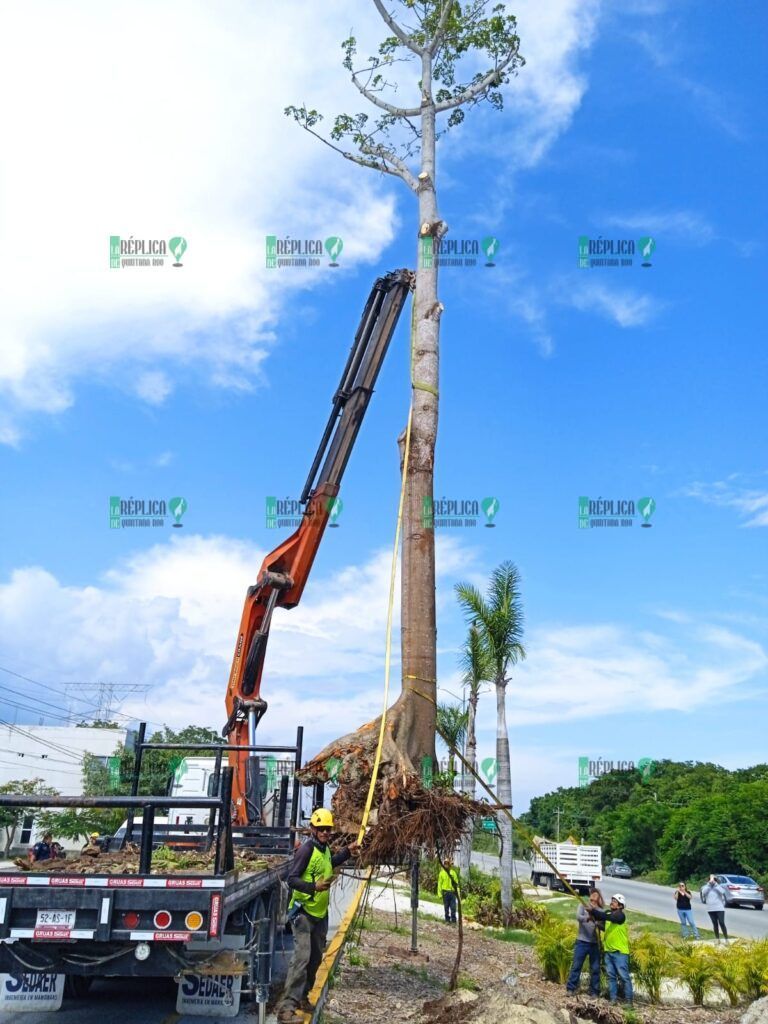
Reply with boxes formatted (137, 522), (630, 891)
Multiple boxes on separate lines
(277, 808), (359, 1023)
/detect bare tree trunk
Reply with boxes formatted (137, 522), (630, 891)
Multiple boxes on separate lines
(458, 689), (478, 876)
(393, 49), (442, 769)
(495, 677), (513, 922)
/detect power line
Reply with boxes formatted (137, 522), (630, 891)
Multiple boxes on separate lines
(0, 663), (163, 728)
(0, 758), (84, 777)
(0, 720), (88, 762)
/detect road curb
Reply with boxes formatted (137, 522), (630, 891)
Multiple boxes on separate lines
(301, 869), (372, 1024)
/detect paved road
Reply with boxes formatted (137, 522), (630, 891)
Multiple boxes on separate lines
(470, 852), (768, 941)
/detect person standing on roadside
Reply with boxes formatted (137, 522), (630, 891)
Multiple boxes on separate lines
(277, 808), (359, 1024)
(588, 894), (634, 1006)
(701, 874), (729, 942)
(566, 889), (604, 997)
(674, 882), (700, 939)
(437, 857), (461, 924)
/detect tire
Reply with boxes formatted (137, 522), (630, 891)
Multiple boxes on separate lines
(64, 976), (93, 999)
(756, 904), (764, 911)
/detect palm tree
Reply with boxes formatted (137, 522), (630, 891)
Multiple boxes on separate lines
(457, 625), (492, 875)
(436, 702), (468, 782)
(455, 561), (526, 923)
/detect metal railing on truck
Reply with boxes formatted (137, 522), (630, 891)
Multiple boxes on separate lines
(125, 722), (304, 853)
(0, 769), (236, 876)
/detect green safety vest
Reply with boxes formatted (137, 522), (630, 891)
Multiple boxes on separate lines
(437, 868), (460, 897)
(290, 842), (333, 919)
(604, 917), (630, 954)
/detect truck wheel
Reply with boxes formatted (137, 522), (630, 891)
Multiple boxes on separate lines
(64, 976), (93, 999)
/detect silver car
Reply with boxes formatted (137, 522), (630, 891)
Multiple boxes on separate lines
(700, 874), (764, 910)
(604, 859), (632, 879)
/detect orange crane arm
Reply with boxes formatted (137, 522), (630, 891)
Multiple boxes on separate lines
(224, 270), (412, 824)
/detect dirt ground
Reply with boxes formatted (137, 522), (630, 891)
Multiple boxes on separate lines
(322, 907), (743, 1024)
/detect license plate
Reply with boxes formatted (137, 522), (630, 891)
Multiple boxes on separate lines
(35, 910), (76, 929)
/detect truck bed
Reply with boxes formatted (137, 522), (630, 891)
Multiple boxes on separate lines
(0, 860), (290, 977)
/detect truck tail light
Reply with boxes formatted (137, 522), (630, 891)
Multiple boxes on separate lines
(185, 911), (204, 931)
(153, 910), (172, 929)
(122, 911), (140, 929)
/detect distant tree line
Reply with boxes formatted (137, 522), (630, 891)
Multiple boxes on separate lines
(522, 760), (768, 884)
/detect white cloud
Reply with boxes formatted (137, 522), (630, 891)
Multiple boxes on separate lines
(0, 0), (397, 441)
(0, 532), (476, 756)
(468, 620), (767, 733)
(683, 477), (768, 528)
(563, 281), (660, 327)
(135, 371), (173, 406)
(604, 210), (715, 246)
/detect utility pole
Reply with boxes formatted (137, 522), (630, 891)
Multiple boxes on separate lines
(555, 807), (563, 842)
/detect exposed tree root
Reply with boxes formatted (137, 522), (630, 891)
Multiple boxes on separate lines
(300, 697), (491, 864)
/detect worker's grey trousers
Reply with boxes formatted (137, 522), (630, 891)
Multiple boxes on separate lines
(280, 910), (328, 1009)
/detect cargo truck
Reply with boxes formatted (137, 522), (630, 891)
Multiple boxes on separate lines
(530, 839), (603, 894)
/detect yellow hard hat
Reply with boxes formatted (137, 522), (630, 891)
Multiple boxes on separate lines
(90, 832), (99, 838)
(310, 808), (334, 828)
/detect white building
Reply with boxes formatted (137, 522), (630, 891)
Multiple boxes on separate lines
(0, 724), (132, 855)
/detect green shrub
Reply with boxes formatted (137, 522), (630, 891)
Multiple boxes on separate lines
(674, 944), (716, 1006)
(738, 938), (768, 1001)
(534, 917), (577, 984)
(711, 941), (746, 1007)
(456, 974), (480, 992)
(630, 932), (676, 1004)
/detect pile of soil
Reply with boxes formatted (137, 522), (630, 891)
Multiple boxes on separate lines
(13, 846), (284, 876)
(324, 905), (743, 1024)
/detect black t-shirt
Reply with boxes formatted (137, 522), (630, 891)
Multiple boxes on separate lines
(32, 841), (51, 861)
(676, 891), (692, 910)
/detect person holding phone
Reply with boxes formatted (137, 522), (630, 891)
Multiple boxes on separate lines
(701, 874), (729, 943)
(674, 882), (699, 939)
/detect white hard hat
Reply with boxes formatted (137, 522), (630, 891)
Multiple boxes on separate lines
(611, 893), (626, 907)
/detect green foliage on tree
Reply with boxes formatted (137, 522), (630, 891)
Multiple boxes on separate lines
(523, 760), (768, 883)
(0, 779), (59, 855)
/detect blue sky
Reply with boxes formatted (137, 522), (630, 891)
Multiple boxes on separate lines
(0, 0), (766, 811)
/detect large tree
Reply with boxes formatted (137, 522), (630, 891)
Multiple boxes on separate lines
(456, 560), (525, 922)
(290, 1), (523, 794)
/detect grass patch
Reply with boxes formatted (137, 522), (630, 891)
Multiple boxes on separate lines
(393, 963), (443, 986)
(456, 973), (481, 991)
(347, 950), (371, 967)
(488, 927), (537, 946)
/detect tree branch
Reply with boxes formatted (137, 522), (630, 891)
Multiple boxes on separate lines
(351, 71), (420, 118)
(434, 55), (516, 112)
(372, 0), (423, 54)
(360, 141), (419, 191)
(428, 0), (456, 56)
(294, 121), (417, 189)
